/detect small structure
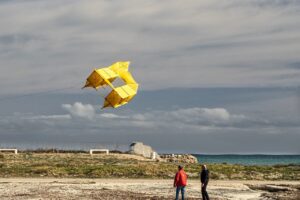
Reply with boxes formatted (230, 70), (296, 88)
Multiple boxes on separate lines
(129, 142), (159, 159)
(151, 152), (157, 160)
(89, 149), (109, 155)
(0, 149), (18, 154)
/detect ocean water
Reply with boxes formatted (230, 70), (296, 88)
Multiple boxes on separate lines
(194, 154), (300, 166)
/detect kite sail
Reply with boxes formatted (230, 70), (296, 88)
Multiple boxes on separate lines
(82, 61), (138, 109)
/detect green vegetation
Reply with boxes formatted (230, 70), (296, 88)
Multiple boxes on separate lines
(0, 153), (299, 180)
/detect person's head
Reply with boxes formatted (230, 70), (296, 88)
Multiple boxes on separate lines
(178, 165), (183, 170)
(202, 164), (207, 170)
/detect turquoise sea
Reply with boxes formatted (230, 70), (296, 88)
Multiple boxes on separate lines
(193, 154), (300, 166)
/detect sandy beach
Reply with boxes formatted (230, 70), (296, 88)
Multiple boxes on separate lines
(0, 178), (299, 200)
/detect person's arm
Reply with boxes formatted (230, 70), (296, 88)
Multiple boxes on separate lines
(200, 171), (204, 187)
(204, 170), (209, 184)
(174, 172), (179, 187)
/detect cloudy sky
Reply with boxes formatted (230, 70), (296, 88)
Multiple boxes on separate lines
(0, 0), (299, 153)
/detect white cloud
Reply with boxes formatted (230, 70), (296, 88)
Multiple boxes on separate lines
(56, 106), (262, 129)
(1, 103), (298, 134)
(24, 114), (71, 120)
(167, 108), (232, 123)
(62, 102), (95, 120)
(0, 106), (259, 132)
(127, 107), (250, 129)
(100, 113), (128, 119)
(0, 103), (300, 153)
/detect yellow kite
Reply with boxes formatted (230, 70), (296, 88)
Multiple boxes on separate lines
(82, 61), (138, 108)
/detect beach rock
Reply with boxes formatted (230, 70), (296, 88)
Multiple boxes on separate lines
(258, 184), (300, 200)
(160, 154), (198, 163)
(247, 184), (294, 192)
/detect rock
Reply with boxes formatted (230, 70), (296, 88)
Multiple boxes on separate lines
(160, 154), (198, 163)
(247, 184), (294, 192)
(129, 142), (160, 160)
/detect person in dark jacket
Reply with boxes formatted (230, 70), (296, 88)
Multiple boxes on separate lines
(200, 165), (210, 200)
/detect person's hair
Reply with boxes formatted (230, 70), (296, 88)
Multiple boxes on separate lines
(178, 165), (183, 170)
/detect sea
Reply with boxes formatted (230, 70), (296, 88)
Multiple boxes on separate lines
(193, 154), (300, 166)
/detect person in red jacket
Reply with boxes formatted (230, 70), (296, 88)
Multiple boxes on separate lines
(174, 165), (187, 200)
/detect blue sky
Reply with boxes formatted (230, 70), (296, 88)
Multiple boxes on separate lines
(0, 0), (299, 153)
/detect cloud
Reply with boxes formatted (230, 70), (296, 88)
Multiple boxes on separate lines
(23, 114), (71, 120)
(126, 107), (269, 130)
(0, 1), (300, 95)
(0, 106), (260, 133)
(6, 105), (298, 131)
(167, 107), (232, 123)
(62, 102), (95, 119)
(100, 113), (128, 119)
(0, 102), (300, 153)
(288, 62), (300, 70)
(1, 97), (299, 136)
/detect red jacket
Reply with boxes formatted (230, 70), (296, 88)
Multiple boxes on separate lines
(174, 169), (187, 187)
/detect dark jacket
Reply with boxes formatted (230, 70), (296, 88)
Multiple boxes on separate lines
(200, 169), (209, 184)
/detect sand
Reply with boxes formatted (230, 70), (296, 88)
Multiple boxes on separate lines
(0, 178), (299, 200)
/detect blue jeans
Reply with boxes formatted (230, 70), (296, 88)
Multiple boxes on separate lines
(175, 186), (185, 200)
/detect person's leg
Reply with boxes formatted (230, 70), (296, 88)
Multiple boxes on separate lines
(203, 183), (209, 200)
(175, 186), (180, 200)
(181, 186), (185, 200)
(205, 190), (210, 200)
(201, 184), (207, 200)
(201, 190), (205, 199)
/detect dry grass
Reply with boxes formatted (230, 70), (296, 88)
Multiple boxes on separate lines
(0, 153), (299, 180)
